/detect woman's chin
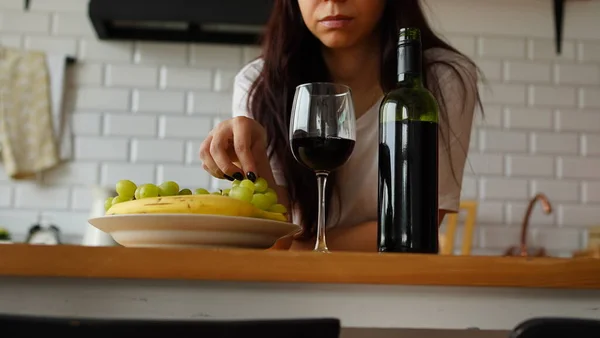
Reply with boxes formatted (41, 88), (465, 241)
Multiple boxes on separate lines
(318, 35), (360, 50)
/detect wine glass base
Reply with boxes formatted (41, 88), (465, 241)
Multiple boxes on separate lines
(313, 247), (331, 253)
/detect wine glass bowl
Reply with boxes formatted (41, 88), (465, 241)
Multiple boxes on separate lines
(289, 82), (357, 253)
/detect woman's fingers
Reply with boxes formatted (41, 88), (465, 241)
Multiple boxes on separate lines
(232, 118), (259, 181)
(210, 133), (243, 181)
(199, 135), (227, 179)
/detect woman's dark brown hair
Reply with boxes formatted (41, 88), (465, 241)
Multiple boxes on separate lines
(247, 0), (483, 238)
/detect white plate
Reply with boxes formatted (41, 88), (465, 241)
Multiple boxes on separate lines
(88, 214), (301, 249)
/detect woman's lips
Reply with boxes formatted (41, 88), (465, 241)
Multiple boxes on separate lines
(319, 15), (353, 28)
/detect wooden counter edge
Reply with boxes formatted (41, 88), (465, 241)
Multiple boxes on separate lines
(0, 244), (599, 289)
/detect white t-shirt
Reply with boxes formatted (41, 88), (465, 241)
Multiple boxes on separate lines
(232, 47), (477, 229)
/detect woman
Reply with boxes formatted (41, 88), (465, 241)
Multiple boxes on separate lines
(199, 0), (482, 252)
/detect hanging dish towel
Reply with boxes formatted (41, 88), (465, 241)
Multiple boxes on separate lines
(0, 47), (60, 179)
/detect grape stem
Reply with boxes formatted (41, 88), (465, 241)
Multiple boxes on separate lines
(314, 172), (329, 253)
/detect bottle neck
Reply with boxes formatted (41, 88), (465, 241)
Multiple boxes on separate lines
(397, 41), (423, 88)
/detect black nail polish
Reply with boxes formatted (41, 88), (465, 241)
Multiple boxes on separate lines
(247, 172), (257, 182)
(224, 174), (235, 181)
(233, 172), (244, 181)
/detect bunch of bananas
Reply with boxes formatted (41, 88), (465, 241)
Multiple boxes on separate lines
(105, 178), (288, 222)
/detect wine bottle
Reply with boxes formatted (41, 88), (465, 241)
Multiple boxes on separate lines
(377, 27), (440, 254)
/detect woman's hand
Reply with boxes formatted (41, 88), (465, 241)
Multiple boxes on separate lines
(199, 116), (268, 181)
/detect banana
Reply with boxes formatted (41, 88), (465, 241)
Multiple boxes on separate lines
(106, 194), (288, 222)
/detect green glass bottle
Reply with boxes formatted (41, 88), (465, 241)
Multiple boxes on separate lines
(377, 27), (440, 254)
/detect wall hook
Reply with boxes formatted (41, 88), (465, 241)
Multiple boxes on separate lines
(553, 0), (565, 55)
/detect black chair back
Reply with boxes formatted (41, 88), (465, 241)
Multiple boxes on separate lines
(0, 314), (341, 338)
(510, 317), (600, 338)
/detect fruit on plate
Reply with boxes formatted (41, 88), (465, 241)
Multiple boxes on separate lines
(104, 177), (288, 222)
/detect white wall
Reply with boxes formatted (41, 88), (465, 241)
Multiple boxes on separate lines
(0, 0), (599, 255)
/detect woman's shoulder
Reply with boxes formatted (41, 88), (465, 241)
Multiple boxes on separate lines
(234, 57), (265, 90)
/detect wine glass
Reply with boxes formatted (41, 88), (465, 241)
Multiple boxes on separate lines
(289, 82), (357, 253)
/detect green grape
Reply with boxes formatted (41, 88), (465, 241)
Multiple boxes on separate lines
(179, 188), (193, 195)
(195, 188), (210, 195)
(138, 184), (159, 199)
(104, 197), (114, 211)
(239, 179), (255, 193)
(251, 193), (272, 211)
(264, 189), (278, 205)
(116, 180), (137, 198)
(231, 179), (241, 187)
(222, 188), (230, 196)
(229, 186), (253, 203)
(134, 186), (142, 200)
(211, 191), (222, 195)
(112, 195), (132, 205)
(158, 181), (179, 196)
(269, 203), (287, 214)
(254, 177), (268, 193)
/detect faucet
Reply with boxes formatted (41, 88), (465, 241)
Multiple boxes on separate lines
(504, 193), (553, 257)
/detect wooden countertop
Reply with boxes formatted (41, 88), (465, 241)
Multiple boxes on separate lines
(0, 244), (599, 289)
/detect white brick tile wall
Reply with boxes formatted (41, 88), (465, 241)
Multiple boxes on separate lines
(157, 165), (211, 189)
(0, 0), (23, 10)
(531, 179), (580, 202)
(133, 90), (186, 113)
(581, 134), (600, 156)
(75, 137), (129, 161)
(556, 110), (600, 132)
(582, 181), (600, 203)
(158, 116), (212, 139)
(14, 184), (70, 209)
(0, 0), (598, 254)
(79, 40), (133, 62)
(70, 187), (95, 211)
(479, 129), (528, 152)
(530, 132), (579, 155)
(579, 88), (600, 108)
(480, 178), (528, 200)
(42, 162), (99, 185)
(131, 139), (185, 163)
(554, 63), (600, 85)
(479, 37), (526, 59)
(71, 112), (102, 135)
(100, 163), (156, 186)
(24, 35), (77, 55)
(505, 61), (551, 83)
(0, 185), (12, 207)
(189, 91), (233, 115)
(106, 64), (159, 88)
(529, 39), (576, 61)
(160, 67), (212, 90)
(191, 44), (243, 67)
(67, 63), (103, 86)
(52, 13), (95, 36)
(75, 88), (130, 111)
(30, 0), (87, 12)
(104, 114), (157, 137)
(135, 42), (188, 65)
(558, 157), (600, 180)
(504, 107), (553, 130)
(579, 41), (600, 62)
(479, 83), (527, 105)
(505, 155), (554, 177)
(530, 85), (577, 107)
(0, 11), (50, 33)
(0, 33), (22, 47)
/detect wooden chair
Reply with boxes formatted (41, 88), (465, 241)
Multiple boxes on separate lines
(439, 200), (478, 255)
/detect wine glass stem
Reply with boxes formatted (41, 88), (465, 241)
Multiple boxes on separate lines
(314, 172), (329, 253)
